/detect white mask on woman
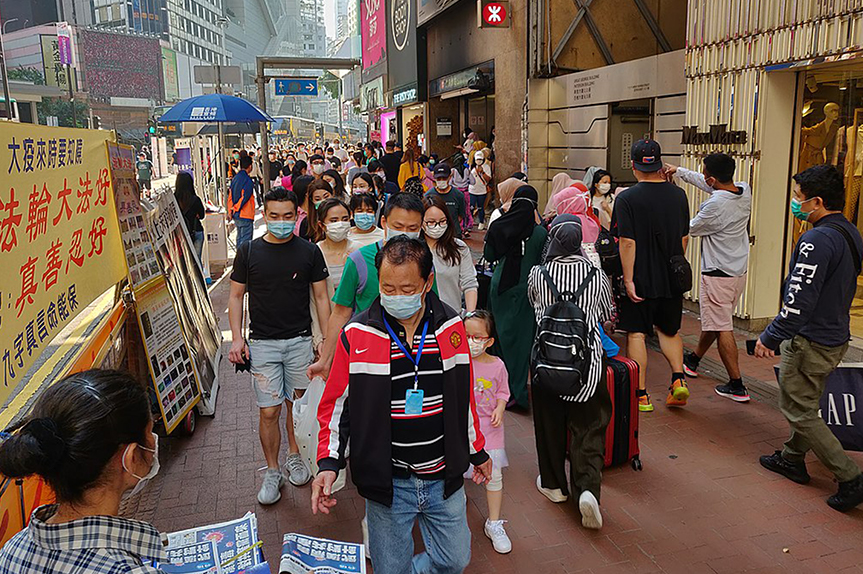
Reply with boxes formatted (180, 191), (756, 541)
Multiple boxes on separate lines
(122, 433), (160, 498)
(597, 182), (612, 195)
(325, 221), (351, 242)
(424, 222), (448, 239)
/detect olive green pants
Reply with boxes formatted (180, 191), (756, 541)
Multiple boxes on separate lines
(778, 336), (861, 483)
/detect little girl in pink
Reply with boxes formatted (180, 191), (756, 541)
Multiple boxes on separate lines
(464, 310), (511, 554)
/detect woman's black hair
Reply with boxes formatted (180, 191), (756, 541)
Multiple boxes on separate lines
(174, 172), (195, 212)
(350, 192), (378, 213)
(422, 194), (461, 266)
(323, 169), (346, 199)
(0, 369), (150, 504)
(292, 175), (315, 207)
(306, 179), (334, 241)
(371, 174), (386, 199)
(590, 169), (612, 197)
(351, 172), (374, 191)
(290, 159), (308, 182)
(281, 165), (292, 178)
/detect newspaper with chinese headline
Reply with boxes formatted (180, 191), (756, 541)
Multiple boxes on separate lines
(279, 533), (365, 574)
(165, 513), (266, 574)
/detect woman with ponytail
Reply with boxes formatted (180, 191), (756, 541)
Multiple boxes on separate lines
(0, 369), (166, 573)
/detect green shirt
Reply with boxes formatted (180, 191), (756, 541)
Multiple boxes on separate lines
(333, 240), (439, 312)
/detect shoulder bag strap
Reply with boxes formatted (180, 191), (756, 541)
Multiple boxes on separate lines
(572, 266), (598, 301)
(539, 265), (562, 302)
(243, 240), (252, 341)
(825, 222), (862, 275)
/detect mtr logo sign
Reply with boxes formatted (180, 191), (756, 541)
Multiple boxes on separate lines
(478, 0), (511, 28)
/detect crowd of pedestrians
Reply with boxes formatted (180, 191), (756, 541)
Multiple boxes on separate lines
(2, 134), (863, 574)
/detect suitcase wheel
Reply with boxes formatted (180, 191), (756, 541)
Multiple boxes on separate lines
(631, 457), (643, 471)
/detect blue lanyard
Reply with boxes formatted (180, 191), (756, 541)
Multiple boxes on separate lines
(383, 315), (429, 390)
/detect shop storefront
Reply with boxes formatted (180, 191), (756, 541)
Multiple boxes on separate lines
(386, 0), (427, 152)
(421, 0), (526, 183)
(526, 50), (686, 203)
(684, 3), (863, 332)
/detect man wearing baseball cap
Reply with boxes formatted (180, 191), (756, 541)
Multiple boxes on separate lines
(612, 139), (692, 411)
(425, 162), (466, 238)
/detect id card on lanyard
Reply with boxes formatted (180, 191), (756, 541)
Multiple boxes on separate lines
(384, 315), (430, 416)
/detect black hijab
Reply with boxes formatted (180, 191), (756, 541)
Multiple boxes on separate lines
(545, 214), (583, 262)
(485, 185), (539, 294)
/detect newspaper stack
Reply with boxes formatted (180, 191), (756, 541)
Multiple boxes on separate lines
(279, 534), (365, 574)
(161, 513), (269, 574)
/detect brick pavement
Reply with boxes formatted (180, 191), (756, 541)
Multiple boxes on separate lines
(125, 232), (863, 574)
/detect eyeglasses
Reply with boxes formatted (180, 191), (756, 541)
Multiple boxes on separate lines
(423, 220), (447, 228)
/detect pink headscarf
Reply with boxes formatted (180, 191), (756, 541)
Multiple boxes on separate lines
(553, 185), (600, 243)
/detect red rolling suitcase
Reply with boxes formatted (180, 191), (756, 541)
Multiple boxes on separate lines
(604, 356), (642, 470)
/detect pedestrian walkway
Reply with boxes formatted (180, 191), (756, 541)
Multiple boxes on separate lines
(123, 232), (863, 574)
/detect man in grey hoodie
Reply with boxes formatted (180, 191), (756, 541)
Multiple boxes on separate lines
(665, 153), (752, 401)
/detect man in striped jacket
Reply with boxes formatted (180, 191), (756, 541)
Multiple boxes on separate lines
(312, 237), (491, 574)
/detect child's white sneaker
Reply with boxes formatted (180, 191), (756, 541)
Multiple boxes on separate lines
(578, 491), (603, 530)
(535, 475), (568, 503)
(484, 519), (512, 554)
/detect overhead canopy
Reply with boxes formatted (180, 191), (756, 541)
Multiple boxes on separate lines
(196, 122), (262, 135)
(159, 93), (274, 123)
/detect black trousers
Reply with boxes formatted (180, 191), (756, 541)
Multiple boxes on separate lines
(532, 376), (612, 501)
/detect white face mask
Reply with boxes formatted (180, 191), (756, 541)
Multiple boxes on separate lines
(325, 221), (351, 242)
(122, 432), (160, 498)
(423, 222), (448, 239)
(598, 182), (612, 195)
(312, 163), (325, 175)
(377, 172), (386, 181)
(468, 339), (487, 358)
(435, 180), (449, 190)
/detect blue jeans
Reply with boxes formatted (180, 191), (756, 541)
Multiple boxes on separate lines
(366, 477), (470, 574)
(234, 216), (253, 250)
(469, 194), (485, 224)
(192, 229), (205, 266)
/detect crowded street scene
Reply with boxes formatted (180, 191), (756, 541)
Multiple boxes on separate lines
(1, 1), (863, 573)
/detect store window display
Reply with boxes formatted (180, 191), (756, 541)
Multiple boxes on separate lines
(794, 70), (863, 336)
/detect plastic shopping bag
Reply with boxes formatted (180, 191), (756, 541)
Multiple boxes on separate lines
(292, 377), (347, 492)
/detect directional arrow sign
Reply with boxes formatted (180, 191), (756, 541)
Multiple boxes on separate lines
(274, 78), (319, 96)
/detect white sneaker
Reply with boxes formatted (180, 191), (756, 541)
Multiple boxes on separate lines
(578, 491), (603, 530)
(361, 516), (371, 562)
(257, 468), (284, 505)
(535, 475), (568, 503)
(484, 519), (512, 554)
(285, 453), (311, 486)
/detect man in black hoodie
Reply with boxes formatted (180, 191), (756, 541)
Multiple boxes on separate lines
(755, 164), (863, 512)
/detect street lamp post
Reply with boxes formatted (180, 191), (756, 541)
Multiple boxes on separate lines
(216, 16), (229, 207)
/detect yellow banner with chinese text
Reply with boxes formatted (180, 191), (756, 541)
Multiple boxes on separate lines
(0, 124), (125, 402)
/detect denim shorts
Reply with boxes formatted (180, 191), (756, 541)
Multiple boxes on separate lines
(249, 337), (313, 408)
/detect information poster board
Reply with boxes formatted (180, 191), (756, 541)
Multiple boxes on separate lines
(0, 123), (126, 399)
(106, 142), (202, 433)
(142, 190), (221, 411)
(107, 143), (161, 287)
(133, 279), (200, 431)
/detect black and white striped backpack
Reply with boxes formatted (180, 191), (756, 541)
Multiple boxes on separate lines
(530, 266), (596, 396)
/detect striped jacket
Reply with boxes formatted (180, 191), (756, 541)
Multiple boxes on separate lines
(317, 291), (489, 506)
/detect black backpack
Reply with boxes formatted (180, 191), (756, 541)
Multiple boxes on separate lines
(530, 266), (597, 396)
(595, 228), (621, 277)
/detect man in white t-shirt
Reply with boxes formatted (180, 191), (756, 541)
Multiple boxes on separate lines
(468, 150), (492, 229)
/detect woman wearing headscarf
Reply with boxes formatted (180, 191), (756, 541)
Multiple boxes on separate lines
(553, 187), (601, 244)
(544, 173), (578, 218)
(527, 215), (614, 530)
(483, 185), (548, 409)
(487, 177), (523, 228)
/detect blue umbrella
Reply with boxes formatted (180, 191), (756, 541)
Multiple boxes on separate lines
(159, 93), (274, 123)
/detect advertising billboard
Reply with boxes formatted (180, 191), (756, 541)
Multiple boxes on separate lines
(361, 0), (387, 81)
(78, 29), (162, 100)
(386, 0), (420, 98)
(161, 46), (180, 101)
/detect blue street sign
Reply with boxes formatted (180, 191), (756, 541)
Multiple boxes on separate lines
(274, 78), (319, 96)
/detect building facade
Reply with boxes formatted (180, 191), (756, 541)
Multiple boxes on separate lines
(682, 1), (863, 332)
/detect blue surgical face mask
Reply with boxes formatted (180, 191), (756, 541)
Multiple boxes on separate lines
(354, 212), (376, 230)
(387, 228), (421, 241)
(267, 220), (295, 239)
(381, 291), (424, 320)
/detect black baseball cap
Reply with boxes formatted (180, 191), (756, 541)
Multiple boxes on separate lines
(631, 139), (663, 172)
(433, 163), (451, 178)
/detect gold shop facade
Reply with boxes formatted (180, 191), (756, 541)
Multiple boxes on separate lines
(682, 2), (863, 339)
